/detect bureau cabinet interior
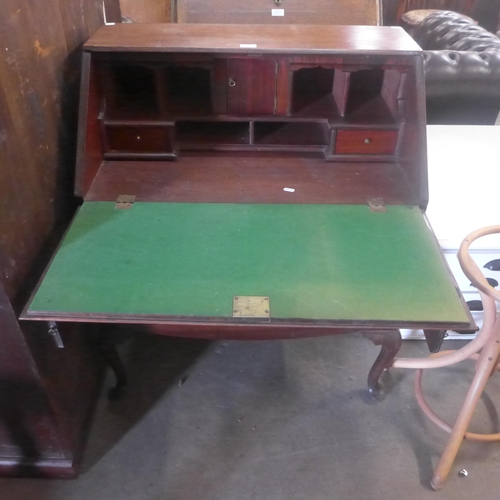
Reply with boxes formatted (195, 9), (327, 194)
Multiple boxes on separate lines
(75, 24), (427, 210)
(97, 57), (404, 156)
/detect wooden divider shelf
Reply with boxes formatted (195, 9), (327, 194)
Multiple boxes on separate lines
(92, 36), (410, 163)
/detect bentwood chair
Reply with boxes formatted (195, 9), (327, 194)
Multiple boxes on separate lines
(393, 226), (500, 489)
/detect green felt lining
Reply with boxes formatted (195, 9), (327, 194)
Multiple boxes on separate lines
(28, 202), (470, 324)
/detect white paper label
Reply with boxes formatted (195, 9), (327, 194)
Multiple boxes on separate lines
(272, 9), (285, 16)
(283, 187), (295, 193)
(240, 43), (257, 48)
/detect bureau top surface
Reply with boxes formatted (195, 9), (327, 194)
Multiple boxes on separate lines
(84, 24), (422, 55)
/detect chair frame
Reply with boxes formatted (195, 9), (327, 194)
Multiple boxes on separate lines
(392, 225), (500, 489)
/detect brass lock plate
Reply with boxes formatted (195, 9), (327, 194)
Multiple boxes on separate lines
(233, 296), (270, 318)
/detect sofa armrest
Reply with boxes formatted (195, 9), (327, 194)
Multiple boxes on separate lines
(414, 11), (500, 51)
(424, 50), (500, 99)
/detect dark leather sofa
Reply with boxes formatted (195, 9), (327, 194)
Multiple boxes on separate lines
(412, 11), (500, 124)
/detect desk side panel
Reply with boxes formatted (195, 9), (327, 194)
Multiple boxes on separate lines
(75, 53), (104, 198)
(398, 57), (428, 210)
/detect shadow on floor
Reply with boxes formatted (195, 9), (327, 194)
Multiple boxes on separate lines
(81, 328), (211, 473)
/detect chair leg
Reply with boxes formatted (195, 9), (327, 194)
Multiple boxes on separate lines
(430, 318), (500, 490)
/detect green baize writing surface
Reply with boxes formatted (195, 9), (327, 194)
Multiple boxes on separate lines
(28, 202), (470, 325)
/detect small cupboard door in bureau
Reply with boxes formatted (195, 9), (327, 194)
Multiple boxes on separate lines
(227, 58), (276, 115)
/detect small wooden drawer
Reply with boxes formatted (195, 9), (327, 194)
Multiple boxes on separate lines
(106, 125), (174, 153)
(335, 130), (398, 155)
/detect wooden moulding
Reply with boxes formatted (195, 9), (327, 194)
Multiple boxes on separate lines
(83, 24), (422, 54)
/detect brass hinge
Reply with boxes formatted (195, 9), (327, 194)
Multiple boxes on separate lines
(367, 198), (387, 213)
(115, 195), (136, 210)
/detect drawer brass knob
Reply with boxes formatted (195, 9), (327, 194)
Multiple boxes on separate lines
(228, 78), (237, 87)
(136, 135), (141, 140)
(364, 138), (371, 144)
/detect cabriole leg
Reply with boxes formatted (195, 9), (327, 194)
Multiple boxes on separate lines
(363, 330), (402, 401)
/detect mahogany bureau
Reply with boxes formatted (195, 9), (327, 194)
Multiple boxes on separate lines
(22, 24), (474, 399)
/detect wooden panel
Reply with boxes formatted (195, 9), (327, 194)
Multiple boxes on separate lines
(0, 0), (64, 298)
(75, 54), (105, 197)
(84, 24), (422, 54)
(333, 71), (351, 117)
(0, 0), (113, 297)
(120, 0), (171, 23)
(383, 0), (400, 25)
(275, 58), (291, 115)
(0, 0), (118, 477)
(0, 280), (65, 471)
(106, 125), (174, 152)
(0, 256), (104, 478)
(175, 0), (381, 25)
(398, 61), (429, 209)
(103, 0), (123, 23)
(227, 59), (276, 115)
(335, 130), (398, 155)
(84, 158), (418, 205)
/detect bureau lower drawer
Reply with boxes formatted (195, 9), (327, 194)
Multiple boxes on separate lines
(335, 130), (398, 155)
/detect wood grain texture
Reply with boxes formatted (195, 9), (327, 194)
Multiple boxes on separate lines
(335, 130), (398, 154)
(84, 24), (422, 54)
(84, 157), (417, 205)
(75, 53), (105, 197)
(0, 272), (104, 478)
(0, 280), (64, 471)
(227, 58), (276, 115)
(175, 0), (381, 25)
(0, 0), (117, 477)
(120, 0), (171, 23)
(398, 61), (429, 209)
(0, 0), (110, 298)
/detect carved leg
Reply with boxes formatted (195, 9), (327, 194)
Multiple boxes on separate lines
(89, 325), (128, 401)
(362, 330), (402, 401)
(99, 337), (128, 400)
(423, 329), (447, 353)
